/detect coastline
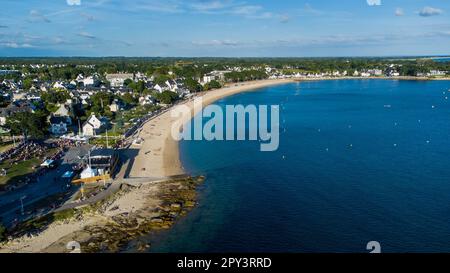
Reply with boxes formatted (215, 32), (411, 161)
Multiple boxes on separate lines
(1, 76), (448, 253)
(129, 78), (296, 178)
(130, 75), (449, 179)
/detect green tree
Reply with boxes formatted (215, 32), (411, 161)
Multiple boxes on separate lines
(123, 78), (133, 86)
(154, 66), (170, 76)
(127, 80), (146, 94)
(224, 70), (268, 82)
(23, 78), (33, 90)
(46, 103), (59, 113)
(88, 92), (114, 119)
(155, 91), (178, 104)
(204, 80), (221, 90)
(154, 75), (171, 86)
(120, 93), (138, 106)
(6, 111), (48, 139)
(0, 223), (6, 242)
(41, 90), (70, 113)
(0, 95), (9, 107)
(41, 90), (70, 105)
(184, 78), (203, 93)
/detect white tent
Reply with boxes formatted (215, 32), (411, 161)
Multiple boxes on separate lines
(61, 171), (74, 179)
(41, 159), (55, 168)
(80, 166), (98, 179)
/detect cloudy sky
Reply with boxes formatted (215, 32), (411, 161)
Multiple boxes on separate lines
(0, 0), (449, 57)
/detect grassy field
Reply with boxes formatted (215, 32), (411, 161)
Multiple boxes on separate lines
(0, 147), (58, 187)
(0, 142), (14, 153)
(89, 136), (121, 147)
(0, 158), (41, 186)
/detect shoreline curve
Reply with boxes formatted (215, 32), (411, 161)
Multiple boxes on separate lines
(128, 78), (296, 178)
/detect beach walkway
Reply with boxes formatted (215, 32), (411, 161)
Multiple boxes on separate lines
(55, 176), (170, 212)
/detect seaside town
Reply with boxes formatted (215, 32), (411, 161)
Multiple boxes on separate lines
(0, 57), (449, 252)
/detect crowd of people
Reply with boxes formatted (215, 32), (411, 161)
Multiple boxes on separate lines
(55, 138), (84, 149)
(0, 142), (27, 163)
(0, 141), (48, 165)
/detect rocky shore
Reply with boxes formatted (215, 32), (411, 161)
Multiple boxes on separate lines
(0, 176), (205, 253)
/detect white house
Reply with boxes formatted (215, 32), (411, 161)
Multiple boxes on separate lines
(428, 70), (446, 76)
(76, 74), (84, 83)
(109, 100), (120, 112)
(80, 166), (99, 179)
(106, 73), (134, 87)
(165, 80), (178, 92)
(134, 72), (147, 81)
(53, 81), (67, 90)
(54, 104), (70, 118)
(82, 114), (104, 137)
(368, 69), (383, 76)
(201, 70), (229, 85)
(139, 95), (156, 105)
(202, 74), (215, 84)
(12, 92), (26, 101)
(154, 84), (164, 93)
(83, 75), (100, 87)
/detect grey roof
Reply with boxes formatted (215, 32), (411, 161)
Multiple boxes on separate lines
(50, 115), (71, 124)
(90, 148), (116, 158)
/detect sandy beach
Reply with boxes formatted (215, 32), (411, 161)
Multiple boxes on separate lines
(128, 78), (296, 178)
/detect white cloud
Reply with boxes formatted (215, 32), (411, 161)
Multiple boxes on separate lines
(126, 1), (285, 23)
(419, 6), (443, 17)
(53, 37), (67, 44)
(395, 8), (404, 16)
(67, 0), (81, 6)
(190, 1), (228, 12)
(192, 39), (239, 46)
(367, 0), (381, 6)
(232, 5), (263, 16)
(78, 31), (96, 39)
(1, 42), (34, 48)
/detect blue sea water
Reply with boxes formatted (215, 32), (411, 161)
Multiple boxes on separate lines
(149, 79), (450, 253)
(434, 58), (450, 63)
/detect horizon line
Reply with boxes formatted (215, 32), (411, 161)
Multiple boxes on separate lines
(0, 55), (449, 59)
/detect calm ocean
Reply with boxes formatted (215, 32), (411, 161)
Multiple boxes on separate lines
(149, 79), (450, 253)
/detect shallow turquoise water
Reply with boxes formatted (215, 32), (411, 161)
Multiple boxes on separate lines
(149, 79), (450, 253)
